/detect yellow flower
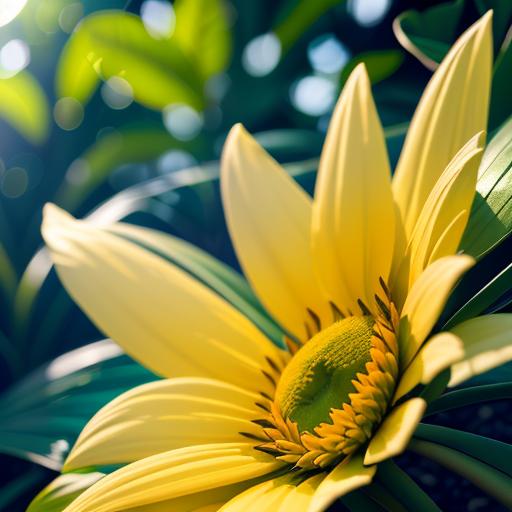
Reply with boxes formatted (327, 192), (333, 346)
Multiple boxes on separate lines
(39, 11), (512, 512)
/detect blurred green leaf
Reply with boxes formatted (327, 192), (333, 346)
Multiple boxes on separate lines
(474, 0), (512, 48)
(56, 11), (203, 110)
(0, 243), (17, 303)
(55, 127), (185, 212)
(0, 340), (155, 469)
(27, 472), (104, 512)
(460, 116), (512, 258)
(0, 468), (48, 512)
(273, 0), (343, 53)
(0, 71), (49, 144)
(340, 50), (404, 87)
(393, 0), (465, 70)
(173, 0), (232, 78)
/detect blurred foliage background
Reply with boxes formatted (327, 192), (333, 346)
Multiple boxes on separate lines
(0, 0), (510, 510)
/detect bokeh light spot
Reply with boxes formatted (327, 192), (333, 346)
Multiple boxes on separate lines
(1, 166), (28, 198)
(0, 39), (30, 77)
(308, 34), (350, 74)
(0, 0), (28, 27)
(290, 76), (336, 116)
(54, 97), (84, 131)
(163, 104), (203, 141)
(141, 0), (175, 39)
(157, 149), (197, 174)
(347, 0), (391, 27)
(58, 2), (83, 33)
(101, 76), (134, 110)
(242, 33), (281, 77)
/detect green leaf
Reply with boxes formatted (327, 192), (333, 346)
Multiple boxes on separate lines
(375, 460), (441, 512)
(27, 472), (104, 512)
(489, 36), (512, 130)
(273, 0), (343, 53)
(460, 116), (512, 259)
(56, 11), (204, 110)
(414, 424), (512, 476)
(0, 340), (155, 469)
(393, 0), (465, 69)
(0, 71), (49, 143)
(173, 0), (232, 78)
(55, 126), (187, 212)
(425, 382), (512, 416)
(474, 0), (512, 50)
(108, 223), (285, 347)
(340, 50), (404, 87)
(408, 439), (512, 509)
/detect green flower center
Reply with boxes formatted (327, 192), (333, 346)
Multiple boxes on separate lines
(275, 316), (374, 432)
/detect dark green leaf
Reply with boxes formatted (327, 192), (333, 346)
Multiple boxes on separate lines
(414, 424), (512, 476)
(376, 460), (441, 511)
(0, 340), (155, 469)
(340, 50), (404, 87)
(425, 382), (512, 416)
(489, 36), (512, 130)
(393, 0), (465, 69)
(408, 439), (512, 508)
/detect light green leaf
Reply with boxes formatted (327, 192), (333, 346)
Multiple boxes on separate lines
(56, 10), (204, 110)
(0, 340), (155, 469)
(27, 472), (104, 512)
(460, 116), (512, 258)
(173, 0), (232, 78)
(393, 0), (465, 69)
(0, 71), (49, 143)
(55, 126), (184, 212)
(340, 50), (404, 87)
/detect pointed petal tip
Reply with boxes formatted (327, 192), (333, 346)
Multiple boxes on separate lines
(41, 203), (75, 241)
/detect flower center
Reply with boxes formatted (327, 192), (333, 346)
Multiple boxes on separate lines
(275, 316), (374, 432)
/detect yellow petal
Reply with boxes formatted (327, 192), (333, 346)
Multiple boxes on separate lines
(219, 474), (323, 512)
(394, 332), (464, 402)
(65, 377), (263, 471)
(42, 204), (284, 395)
(312, 64), (395, 315)
(449, 314), (512, 387)
(399, 255), (474, 367)
(364, 398), (426, 465)
(62, 443), (283, 512)
(221, 124), (330, 340)
(308, 454), (376, 512)
(406, 132), (484, 287)
(392, 12), (492, 238)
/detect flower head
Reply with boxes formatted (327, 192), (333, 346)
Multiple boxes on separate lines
(38, 11), (512, 512)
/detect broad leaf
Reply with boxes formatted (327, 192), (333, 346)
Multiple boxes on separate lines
(340, 50), (404, 87)
(0, 340), (155, 469)
(393, 0), (465, 69)
(0, 71), (49, 144)
(173, 0), (232, 78)
(56, 11), (203, 110)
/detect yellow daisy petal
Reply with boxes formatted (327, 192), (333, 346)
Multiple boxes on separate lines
(64, 378), (263, 471)
(221, 124), (330, 340)
(219, 474), (323, 512)
(62, 443), (283, 512)
(449, 314), (512, 387)
(312, 63), (395, 314)
(42, 204), (283, 395)
(395, 132), (484, 299)
(392, 12), (492, 238)
(364, 398), (426, 465)
(394, 332), (464, 402)
(308, 454), (376, 512)
(399, 255), (474, 367)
